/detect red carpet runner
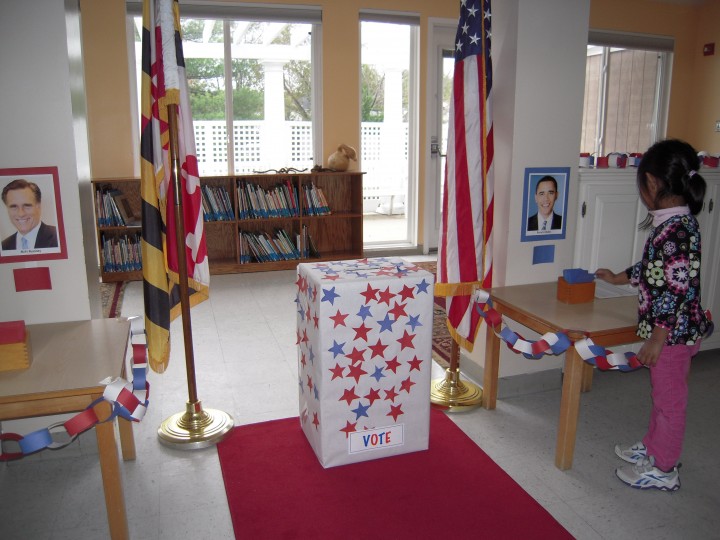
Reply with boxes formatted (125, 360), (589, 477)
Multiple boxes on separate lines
(218, 409), (572, 539)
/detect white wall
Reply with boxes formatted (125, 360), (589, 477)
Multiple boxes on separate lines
(0, 0), (93, 323)
(466, 0), (591, 378)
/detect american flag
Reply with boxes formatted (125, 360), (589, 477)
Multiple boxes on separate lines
(436, 0), (494, 351)
(140, 0), (209, 373)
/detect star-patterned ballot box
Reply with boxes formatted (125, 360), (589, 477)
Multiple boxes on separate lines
(296, 257), (435, 468)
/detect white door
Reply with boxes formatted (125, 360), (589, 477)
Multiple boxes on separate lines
(423, 20), (456, 253)
(696, 171), (720, 349)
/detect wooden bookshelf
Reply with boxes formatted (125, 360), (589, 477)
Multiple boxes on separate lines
(91, 172), (363, 282)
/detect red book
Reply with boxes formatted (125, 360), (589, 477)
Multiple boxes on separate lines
(0, 320), (26, 345)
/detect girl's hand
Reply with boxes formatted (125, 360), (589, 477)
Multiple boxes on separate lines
(594, 268), (628, 285)
(637, 327), (669, 367)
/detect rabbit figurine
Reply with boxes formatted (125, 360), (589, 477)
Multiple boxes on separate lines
(327, 144), (357, 172)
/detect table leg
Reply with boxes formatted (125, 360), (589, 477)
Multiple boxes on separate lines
(96, 417), (129, 540)
(483, 321), (501, 410)
(118, 417), (136, 461)
(555, 344), (584, 470)
(581, 362), (594, 393)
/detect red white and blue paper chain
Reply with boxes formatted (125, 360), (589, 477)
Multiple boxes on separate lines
(472, 290), (643, 372)
(0, 318), (150, 461)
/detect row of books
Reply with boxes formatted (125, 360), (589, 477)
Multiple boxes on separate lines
(102, 233), (142, 273)
(201, 184), (234, 221)
(237, 180), (300, 220)
(239, 225), (319, 263)
(96, 187), (139, 227)
(302, 182), (331, 216)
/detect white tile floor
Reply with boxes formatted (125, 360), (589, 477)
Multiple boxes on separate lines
(2, 261), (720, 539)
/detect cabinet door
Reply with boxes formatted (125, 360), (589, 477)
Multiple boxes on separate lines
(574, 174), (645, 272)
(697, 172), (720, 349)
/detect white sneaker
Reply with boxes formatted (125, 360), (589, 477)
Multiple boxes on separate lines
(615, 456), (680, 492)
(615, 441), (647, 464)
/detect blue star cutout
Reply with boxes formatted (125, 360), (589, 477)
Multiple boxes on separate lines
(377, 314), (397, 333)
(416, 279), (431, 294)
(351, 401), (371, 420)
(308, 345), (315, 364)
(371, 366), (386, 382)
(297, 303), (306, 321)
(314, 386), (319, 400)
(321, 286), (340, 305)
(406, 314), (423, 331)
(357, 304), (373, 320)
(298, 376), (304, 394)
(329, 340), (346, 358)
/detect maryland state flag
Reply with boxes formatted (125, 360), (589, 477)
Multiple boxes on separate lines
(436, 0), (494, 352)
(140, 0), (209, 373)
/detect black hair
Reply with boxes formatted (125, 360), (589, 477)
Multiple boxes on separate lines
(1, 178), (42, 205)
(637, 139), (706, 216)
(535, 175), (557, 193)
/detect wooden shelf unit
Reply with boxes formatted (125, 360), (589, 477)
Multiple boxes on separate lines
(92, 172), (363, 282)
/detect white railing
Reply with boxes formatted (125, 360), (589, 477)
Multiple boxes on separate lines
(193, 120), (409, 214)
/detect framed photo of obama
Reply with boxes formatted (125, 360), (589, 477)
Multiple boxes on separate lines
(521, 167), (570, 242)
(0, 166), (67, 263)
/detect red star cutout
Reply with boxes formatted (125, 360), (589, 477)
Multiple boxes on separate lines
(352, 323), (372, 342)
(368, 339), (388, 359)
(329, 363), (345, 380)
(388, 301), (408, 319)
(387, 403), (404, 421)
(364, 387), (382, 405)
(377, 287), (395, 305)
(340, 420), (357, 438)
(339, 386), (360, 405)
(312, 412), (320, 430)
(311, 286), (318, 302)
(360, 283), (380, 304)
(397, 330), (415, 350)
(346, 346), (366, 365)
(313, 314), (319, 328)
(384, 386), (399, 402)
(398, 284), (416, 301)
(385, 356), (401, 373)
(300, 352), (307, 367)
(400, 375), (416, 393)
(347, 363), (368, 383)
(330, 309), (349, 328)
(302, 328), (309, 343)
(408, 355), (423, 372)
(307, 375), (313, 392)
(295, 330), (301, 345)
(295, 275), (307, 292)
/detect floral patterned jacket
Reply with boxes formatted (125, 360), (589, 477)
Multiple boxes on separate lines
(625, 214), (710, 345)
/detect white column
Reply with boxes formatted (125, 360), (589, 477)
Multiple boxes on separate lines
(261, 60), (288, 167)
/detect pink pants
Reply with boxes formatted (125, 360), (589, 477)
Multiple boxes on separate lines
(642, 342), (700, 471)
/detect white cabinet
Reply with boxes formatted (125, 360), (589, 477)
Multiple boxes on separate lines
(574, 169), (720, 350)
(573, 170), (646, 274)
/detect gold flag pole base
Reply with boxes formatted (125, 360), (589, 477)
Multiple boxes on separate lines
(158, 400), (234, 450)
(430, 367), (483, 412)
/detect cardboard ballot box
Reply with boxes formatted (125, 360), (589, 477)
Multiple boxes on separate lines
(296, 258), (435, 468)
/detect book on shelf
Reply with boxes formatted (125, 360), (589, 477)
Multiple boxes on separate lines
(101, 232), (142, 273)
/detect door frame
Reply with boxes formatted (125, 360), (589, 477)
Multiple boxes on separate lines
(423, 18), (456, 254)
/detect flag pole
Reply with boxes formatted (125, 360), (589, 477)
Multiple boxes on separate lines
(429, 293), (483, 411)
(157, 103), (234, 449)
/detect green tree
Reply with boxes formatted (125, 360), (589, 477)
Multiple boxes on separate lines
(361, 65), (384, 122)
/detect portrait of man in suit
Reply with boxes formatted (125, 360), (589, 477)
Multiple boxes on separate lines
(1, 178), (59, 252)
(526, 175), (563, 233)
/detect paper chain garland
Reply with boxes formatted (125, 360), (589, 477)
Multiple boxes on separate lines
(472, 290), (644, 372)
(0, 319), (150, 461)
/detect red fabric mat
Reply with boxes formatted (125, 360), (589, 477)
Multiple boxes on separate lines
(217, 409), (572, 539)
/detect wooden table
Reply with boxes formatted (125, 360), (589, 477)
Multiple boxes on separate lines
(481, 283), (639, 470)
(0, 318), (134, 540)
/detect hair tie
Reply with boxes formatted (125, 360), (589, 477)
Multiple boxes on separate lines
(688, 170), (697, 178)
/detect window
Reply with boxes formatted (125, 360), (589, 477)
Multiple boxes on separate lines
(127, 4), (321, 176)
(360, 13), (419, 247)
(581, 31), (673, 156)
